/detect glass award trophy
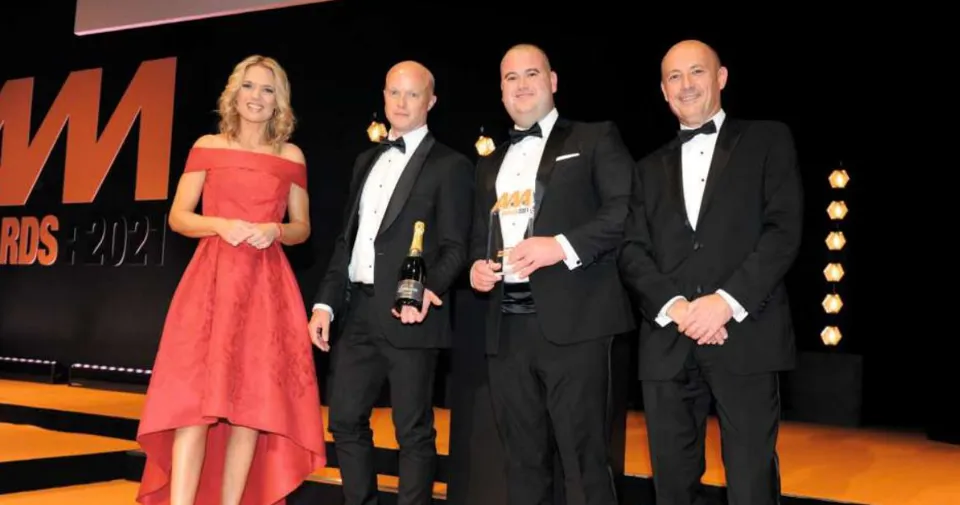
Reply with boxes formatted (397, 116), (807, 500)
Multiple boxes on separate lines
(486, 195), (534, 283)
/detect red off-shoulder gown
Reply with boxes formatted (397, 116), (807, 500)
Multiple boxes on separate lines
(136, 147), (326, 505)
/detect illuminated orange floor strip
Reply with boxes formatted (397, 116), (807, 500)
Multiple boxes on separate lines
(0, 379), (143, 420)
(0, 423), (137, 463)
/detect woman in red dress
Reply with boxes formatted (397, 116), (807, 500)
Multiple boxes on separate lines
(136, 55), (326, 505)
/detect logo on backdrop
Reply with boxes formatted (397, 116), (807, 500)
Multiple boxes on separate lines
(0, 57), (176, 267)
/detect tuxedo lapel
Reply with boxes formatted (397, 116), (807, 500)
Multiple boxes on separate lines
(378, 132), (436, 236)
(480, 145), (509, 262)
(346, 146), (384, 244)
(534, 118), (572, 224)
(663, 144), (689, 227)
(485, 143), (508, 208)
(697, 118), (742, 226)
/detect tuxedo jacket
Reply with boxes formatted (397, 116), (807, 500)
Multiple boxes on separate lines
(618, 117), (803, 380)
(470, 117), (636, 354)
(314, 132), (474, 349)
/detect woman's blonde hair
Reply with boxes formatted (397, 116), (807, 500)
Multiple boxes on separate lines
(217, 55), (295, 149)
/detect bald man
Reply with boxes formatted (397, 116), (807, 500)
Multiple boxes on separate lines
(309, 61), (473, 505)
(469, 44), (635, 505)
(619, 40), (803, 505)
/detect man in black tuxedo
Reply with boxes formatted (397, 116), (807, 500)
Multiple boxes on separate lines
(618, 40), (803, 505)
(469, 44), (635, 505)
(308, 60), (473, 505)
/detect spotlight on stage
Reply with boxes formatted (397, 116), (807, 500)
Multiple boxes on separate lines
(821, 326), (842, 346)
(827, 200), (848, 220)
(0, 356), (68, 384)
(829, 169), (850, 188)
(824, 263), (845, 282)
(826, 231), (846, 250)
(822, 293), (843, 314)
(68, 363), (151, 393)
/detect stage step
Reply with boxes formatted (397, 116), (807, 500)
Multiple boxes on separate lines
(0, 478), (444, 505)
(0, 423), (136, 494)
(4, 378), (958, 505)
(0, 426), (447, 503)
(0, 453), (446, 504)
(0, 379), (452, 483)
(0, 480), (139, 505)
(300, 468), (447, 502)
(312, 467), (448, 497)
(118, 449), (449, 501)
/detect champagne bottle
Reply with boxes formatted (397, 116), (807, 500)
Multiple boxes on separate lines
(395, 221), (427, 311)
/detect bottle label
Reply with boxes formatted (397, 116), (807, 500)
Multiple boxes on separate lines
(396, 279), (423, 302)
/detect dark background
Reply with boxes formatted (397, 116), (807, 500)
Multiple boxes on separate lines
(0, 1), (918, 430)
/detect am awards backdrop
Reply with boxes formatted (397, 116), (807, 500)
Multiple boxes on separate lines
(0, 56), (204, 369)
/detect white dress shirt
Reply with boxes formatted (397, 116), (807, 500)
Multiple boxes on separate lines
(655, 109), (747, 326)
(495, 108), (580, 283)
(314, 125), (430, 320)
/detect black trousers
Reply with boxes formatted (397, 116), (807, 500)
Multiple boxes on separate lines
(642, 348), (782, 505)
(328, 284), (439, 505)
(487, 313), (617, 505)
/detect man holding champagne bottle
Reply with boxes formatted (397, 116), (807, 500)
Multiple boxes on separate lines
(308, 60), (473, 505)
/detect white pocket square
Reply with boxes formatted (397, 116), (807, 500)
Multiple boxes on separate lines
(555, 153), (580, 161)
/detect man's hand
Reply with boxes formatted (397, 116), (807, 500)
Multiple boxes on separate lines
(667, 298), (691, 325)
(678, 294), (733, 343)
(392, 289), (442, 324)
(470, 260), (502, 292)
(669, 297), (728, 346)
(698, 326), (728, 345)
(508, 237), (566, 279)
(307, 309), (331, 352)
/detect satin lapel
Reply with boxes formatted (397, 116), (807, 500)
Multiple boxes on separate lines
(377, 133), (436, 237)
(485, 143), (508, 208)
(534, 118), (572, 224)
(663, 142), (688, 226)
(346, 146), (385, 244)
(696, 118), (742, 226)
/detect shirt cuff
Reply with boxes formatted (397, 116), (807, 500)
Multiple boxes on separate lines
(656, 296), (687, 327)
(554, 234), (582, 270)
(313, 303), (334, 322)
(716, 289), (747, 322)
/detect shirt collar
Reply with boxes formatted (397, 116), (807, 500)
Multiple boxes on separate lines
(680, 108), (725, 131)
(390, 124), (429, 152)
(514, 107), (559, 138)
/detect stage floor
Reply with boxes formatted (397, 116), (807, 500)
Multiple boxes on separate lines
(0, 379), (957, 504)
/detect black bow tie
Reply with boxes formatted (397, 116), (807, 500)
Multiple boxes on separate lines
(677, 120), (717, 143)
(380, 137), (405, 153)
(509, 123), (542, 144)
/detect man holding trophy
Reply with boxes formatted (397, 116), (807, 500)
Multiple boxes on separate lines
(468, 44), (636, 505)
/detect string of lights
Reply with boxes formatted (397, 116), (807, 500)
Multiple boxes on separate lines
(821, 166), (849, 345)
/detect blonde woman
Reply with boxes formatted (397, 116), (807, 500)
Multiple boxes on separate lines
(136, 55), (326, 505)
